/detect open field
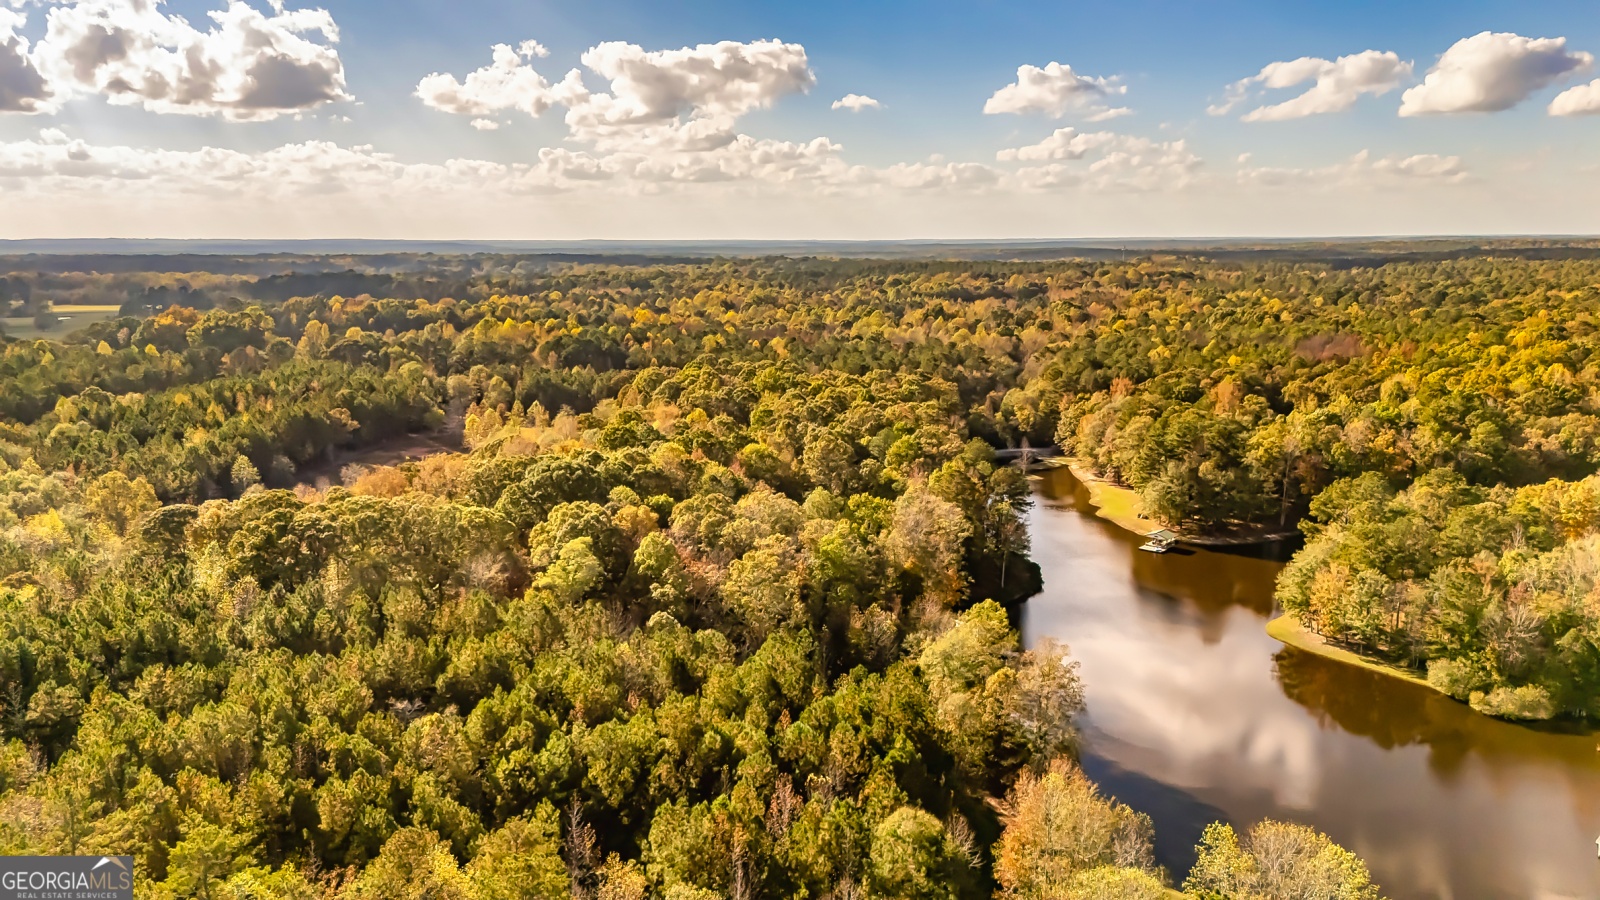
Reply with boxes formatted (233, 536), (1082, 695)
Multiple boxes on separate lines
(2, 304), (122, 339)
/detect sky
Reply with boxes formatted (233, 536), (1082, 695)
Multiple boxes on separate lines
(0, 0), (1598, 240)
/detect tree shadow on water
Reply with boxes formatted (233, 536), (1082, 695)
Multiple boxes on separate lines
(1077, 752), (1235, 885)
(1272, 645), (1600, 776)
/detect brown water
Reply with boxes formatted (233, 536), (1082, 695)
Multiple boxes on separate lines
(1019, 467), (1600, 900)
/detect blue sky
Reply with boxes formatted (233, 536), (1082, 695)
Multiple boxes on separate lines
(0, 0), (1597, 238)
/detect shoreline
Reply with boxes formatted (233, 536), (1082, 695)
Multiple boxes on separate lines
(1264, 614), (1439, 692)
(1062, 461), (1298, 546)
(1059, 461), (1448, 698)
(1064, 461), (1167, 535)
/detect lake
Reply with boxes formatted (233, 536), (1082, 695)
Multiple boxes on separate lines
(1019, 466), (1600, 900)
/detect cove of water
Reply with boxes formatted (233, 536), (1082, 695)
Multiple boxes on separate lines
(1019, 467), (1600, 900)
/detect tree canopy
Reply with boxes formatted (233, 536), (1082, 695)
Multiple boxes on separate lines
(0, 252), (1446, 896)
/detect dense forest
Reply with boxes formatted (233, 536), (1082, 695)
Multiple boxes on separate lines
(1043, 258), (1600, 720)
(20, 248), (1600, 895)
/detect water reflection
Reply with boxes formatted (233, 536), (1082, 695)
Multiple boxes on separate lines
(1020, 468), (1600, 900)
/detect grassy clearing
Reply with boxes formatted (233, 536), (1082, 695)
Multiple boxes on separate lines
(1266, 614), (1439, 692)
(1065, 460), (1167, 535)
(51, 304), (127, 313)
(3, 305), (123, 340)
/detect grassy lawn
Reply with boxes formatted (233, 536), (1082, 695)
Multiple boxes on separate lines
(1266, 613), (1439, 693)
(1065, 460), (1167, 534)
(3, 305), (123, 340)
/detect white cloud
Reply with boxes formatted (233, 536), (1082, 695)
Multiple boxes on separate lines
(0, 121), (1182, 200)
(621, 135), (844, 184)
(832, 92), (880, 112)
(418, 38), (817, 152)
(577, 39), (812, 122)
(1399, 32), (1592, 116)
(1238, 149), (1468, 187)
(8, 124), (1597, 241)
(998, 127), (1202, 192)
(0, 126), (862, 199)
(0, 8), (50, 112)
(0, 130), (416, 186)
(532, 147), (614, 182)
(531, 135), (847, 186)
(996, 127), (1119, 162)
(880, 158), (1000, 190)
(416, 38), (833, 187)
(1212, 50), (1412, 121)
(983, 61), (1125, 118)
(26, 0), (349, 121)
(555, 38), (814, 153)
(416, 42), (558, 117)
(1085, 106), (1132, 122)
(1374, 153), (1468, 179)
(470, 118), (500, 130)
(1549, 78), (1600, 116)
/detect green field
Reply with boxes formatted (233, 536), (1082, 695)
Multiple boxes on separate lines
(2, 305), (123, 339)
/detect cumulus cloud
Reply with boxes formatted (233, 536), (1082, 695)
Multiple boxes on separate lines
(832, 93), (880, 111)
(1399, 32), (1592, 115)
(416, 37), (835, 187)
(470, 118), (500, 130)
(1549, 78), (1600, 116)
(528, 135), (847, 186)
(1211, 50), (1412, 121)
(0, 8), (50, 112)
(574, 39), (812, 123)
(418, 37), (818, 155)
(983, 61), (1126, 118)
(416, 41), (559, 117)
(548, 38), (814, 157)
(996, 127), (1118, 162)
(997, 127), (1202, 191)
(1238, 149), (1468, 187)
(25, 0), (349, 121)
(622, 135), (843, 184)
(879, 158), (1000, 190)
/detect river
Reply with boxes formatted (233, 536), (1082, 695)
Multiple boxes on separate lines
(1019, 467), (1600, 900)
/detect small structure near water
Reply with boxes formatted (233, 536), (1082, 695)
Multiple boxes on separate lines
(1139, 529), (1180, 553)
